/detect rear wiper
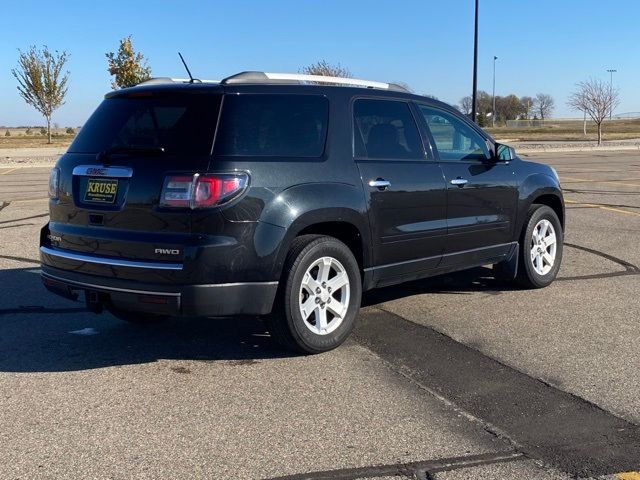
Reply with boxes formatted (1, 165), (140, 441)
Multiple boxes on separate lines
(96, 145), (165, 163)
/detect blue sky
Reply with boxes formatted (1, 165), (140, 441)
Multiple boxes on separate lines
(1, 0), (638, 126)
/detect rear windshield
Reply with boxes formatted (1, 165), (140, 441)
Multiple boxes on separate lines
(214, 94), (328, 157)
(69, 94), (221, 155)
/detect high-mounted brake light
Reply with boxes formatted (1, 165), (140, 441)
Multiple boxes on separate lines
(160, 173), (248, 209)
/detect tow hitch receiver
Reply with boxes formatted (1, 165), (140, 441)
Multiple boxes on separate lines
(85, 290), (107, 314)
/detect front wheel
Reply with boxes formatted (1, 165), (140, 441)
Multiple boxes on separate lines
(265, 235), (362, 354)
(516, 204), (563, 288)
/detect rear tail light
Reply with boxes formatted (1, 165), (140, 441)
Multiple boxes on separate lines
(48, 167), (60, 199)
(160, 172), (249, 209)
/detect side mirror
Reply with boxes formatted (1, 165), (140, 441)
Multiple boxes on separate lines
(495, 143), (516, 162)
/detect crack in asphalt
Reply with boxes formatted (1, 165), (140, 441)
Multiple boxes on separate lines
(0, 254), (40, 265)
(263, 451), (524, 480)
(563, 187), (640, 196)
(352, 307), (640, 477)
(562, 197), (640, 210)
(0, 212), (48, 225)
(561, 242), (640, 281)
(0, 201), (10, 213)
(0, 223), (35, 230)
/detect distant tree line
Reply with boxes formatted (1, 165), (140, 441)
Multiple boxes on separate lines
(9, 41), (622, 148)
(459, 92), (555, 126)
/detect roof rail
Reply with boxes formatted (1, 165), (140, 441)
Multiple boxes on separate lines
(136, 77), (219, 86)
(220, 71), (410, 92)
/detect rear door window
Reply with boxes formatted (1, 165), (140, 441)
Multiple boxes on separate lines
(214, 94), (329, 157)
(353, 99), (424, 160)
(68, 94), (221, 156)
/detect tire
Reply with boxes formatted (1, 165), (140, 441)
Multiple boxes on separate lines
(265, 235), (362, 354)
(108, 307), (168, 325)
(515, 204), (563, 289)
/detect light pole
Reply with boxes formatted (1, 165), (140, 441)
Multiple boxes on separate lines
(492, 56), (498, 127)
(607, 68), (617, 120)
(471, 0), (479, 123)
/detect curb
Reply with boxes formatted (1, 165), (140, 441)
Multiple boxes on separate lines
(517, 145), (640, 154)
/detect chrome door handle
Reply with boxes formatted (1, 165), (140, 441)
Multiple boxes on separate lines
(369, 179), (391, 189)
(450, 178), (468, 186)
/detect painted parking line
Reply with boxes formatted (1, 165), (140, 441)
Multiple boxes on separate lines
(561, 176), (640, 188)
(0, 167), (21, 175)
(617, 472), (640, 480)
(565, 199), (640, 217)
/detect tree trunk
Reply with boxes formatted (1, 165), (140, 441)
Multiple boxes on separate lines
(583, 111), (587, 136)
(47, 116), (52, 144)
(597, 122), (602, 146)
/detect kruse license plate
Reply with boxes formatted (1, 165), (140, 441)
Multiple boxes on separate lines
(84, 178), (118, 203)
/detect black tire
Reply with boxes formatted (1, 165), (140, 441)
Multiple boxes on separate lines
(108, 307), (168, 325)
(515, 204), (563, 289)
(265, 235), (362, 354)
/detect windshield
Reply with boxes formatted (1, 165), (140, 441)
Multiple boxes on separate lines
(69, 94), (221, 156)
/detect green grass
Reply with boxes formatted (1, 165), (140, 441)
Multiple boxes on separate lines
(486, 118), (640, 142)
(0, 135), (73, 149)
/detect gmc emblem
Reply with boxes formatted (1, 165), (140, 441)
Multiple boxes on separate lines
(86, 167), (107, 176)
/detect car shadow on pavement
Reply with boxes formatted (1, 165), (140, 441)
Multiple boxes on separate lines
(0, 267), (294, 373)
(0, 265), (512, 373)
(362, 265), (516, 307)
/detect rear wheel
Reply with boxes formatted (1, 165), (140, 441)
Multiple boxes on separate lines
(107, 307), (168, 325)
(265, 235), (362, 354)
(515, 204), (563, 288)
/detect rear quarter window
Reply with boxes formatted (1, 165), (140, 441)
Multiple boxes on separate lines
(214, 94), (329, 158)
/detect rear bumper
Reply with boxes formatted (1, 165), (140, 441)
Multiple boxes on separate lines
(41, 265), (278, 317)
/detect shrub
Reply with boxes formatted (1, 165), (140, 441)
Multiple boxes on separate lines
(4, 130), (10, 137)
(66, 127), (75, 135)
(40, 128), (47, 136)
(25, 128), (32, 135)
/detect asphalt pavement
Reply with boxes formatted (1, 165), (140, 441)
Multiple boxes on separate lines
(0, 152), (638, 479)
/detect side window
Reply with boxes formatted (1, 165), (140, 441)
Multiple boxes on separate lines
(419, 106), (490, 162)
(353, 99), (424, 160)
(214, 94), (328, 157)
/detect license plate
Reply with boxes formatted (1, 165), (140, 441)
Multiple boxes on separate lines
(84, 178), (118, 204)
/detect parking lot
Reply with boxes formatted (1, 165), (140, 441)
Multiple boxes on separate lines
(0, 151), (639, 479)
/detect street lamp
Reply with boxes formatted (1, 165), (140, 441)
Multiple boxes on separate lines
(492, 56), (498, 127)
(471, 0), (479, 123)
(607, 68), (617, 120)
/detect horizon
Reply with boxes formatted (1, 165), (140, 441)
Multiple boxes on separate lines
(1, 0), (638, 127)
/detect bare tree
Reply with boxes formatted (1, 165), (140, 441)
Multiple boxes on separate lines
(459, 96), (473, 115)
(392, 81), (413, 93)
(11, 46), (69, 144)
(534, 93), (555, 121)
(495, 94), (524, 124)
(519, 96), (534, 119)
(568, 78), (620, 145)
(106, 35), (152, 89)
(301, 60), (351, 78)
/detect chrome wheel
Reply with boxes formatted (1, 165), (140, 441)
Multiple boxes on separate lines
(298, 256), (350, 335)
(530, 219), (557, 276)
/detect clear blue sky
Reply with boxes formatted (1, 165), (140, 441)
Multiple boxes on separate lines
(1, 0), (638, 126)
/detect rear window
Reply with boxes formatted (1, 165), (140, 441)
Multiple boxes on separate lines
(69, 94), (221, 155)
(353, 99), (424, 160)
(214, 94), (328, 157)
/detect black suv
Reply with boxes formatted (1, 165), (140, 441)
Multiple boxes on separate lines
(41, 71), (564, 353)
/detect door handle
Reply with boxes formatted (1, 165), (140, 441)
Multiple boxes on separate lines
(450, 178), (468, 187)
(369, 179), (391, 190)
